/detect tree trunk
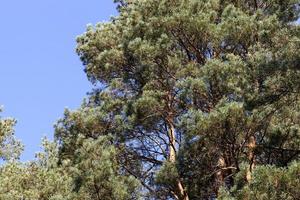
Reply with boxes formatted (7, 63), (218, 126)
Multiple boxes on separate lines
(214, 156), (225, 197)
(216, 156), (225, 182)
(246, 135), (256, 182)
(167, 120), (189, 200)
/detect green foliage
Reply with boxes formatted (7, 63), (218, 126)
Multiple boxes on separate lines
(0, 0), (300, 199)
(0, 136), (139, 200)
(73, 0), (300, 199)
(219, 162), (300, 200)
(0, 139), (74, 200)
(155, 161), (179, 188)
(70, 135), (140, 200)
(0, 109), (23, 161)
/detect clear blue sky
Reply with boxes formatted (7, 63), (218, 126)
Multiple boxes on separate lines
(0, 0), (117, 161)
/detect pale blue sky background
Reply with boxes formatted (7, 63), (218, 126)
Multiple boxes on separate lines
(0, 0), (117, 161)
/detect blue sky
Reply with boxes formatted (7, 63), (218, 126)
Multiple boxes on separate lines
(0, 0), (117, 161)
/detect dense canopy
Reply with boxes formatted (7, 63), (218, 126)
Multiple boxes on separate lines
(0, 0), (300, 199)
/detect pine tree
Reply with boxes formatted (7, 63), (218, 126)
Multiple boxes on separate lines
(57, 0), (300, 199)
(51, 0), (300, 199)
(0, 0), (298, 199)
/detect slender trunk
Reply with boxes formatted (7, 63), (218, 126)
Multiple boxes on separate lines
(216, 156), (225, 184)
(215, 156), (225, 197)
(246, 135), (256, 182)
(167, 120), (189, 200)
